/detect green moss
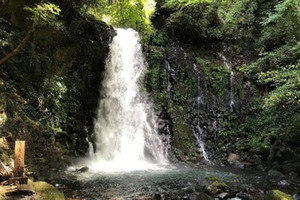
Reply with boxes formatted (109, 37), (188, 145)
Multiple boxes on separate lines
(208, 180), (231, 195)
(266, 190), (293, 200)
(33, 181), (65, 200)
(205, 174), (221, 182)
(173, 118), (198, 158)
(196, 57), (230, 97)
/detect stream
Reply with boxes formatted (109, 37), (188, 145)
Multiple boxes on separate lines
(43, 163), (300, 200)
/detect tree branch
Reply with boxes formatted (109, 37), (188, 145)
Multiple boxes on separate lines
(0, 0), (45, 66)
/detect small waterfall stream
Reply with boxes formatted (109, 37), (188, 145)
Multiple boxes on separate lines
(193, 64), (210, 162)
(86, 137), (94, 157)
(221, 54), (235, 112)
(166, 61), (174, 100)
(89, 28), (168, 172)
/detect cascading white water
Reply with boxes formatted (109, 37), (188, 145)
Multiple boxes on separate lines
(193, 64), (210, 162)
(220, 54), (235, 112)
(86, 137), (94, 157)
(89, 28), (167, 172)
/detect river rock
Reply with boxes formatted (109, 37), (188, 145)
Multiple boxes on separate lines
(278, 180), (289, 186)
(154, 193), (163, 200)
(293, 194), (300, 200)
(217, 192), (230, 199)
(227, 153), (242, 167)
(267, 170), (285, 179)
(206, 180), (231, 197)
(77, 166), (89, 173)
(265, 190), (293, 200)
(195, 192), (214, 200)
(235, 192), (251, 200)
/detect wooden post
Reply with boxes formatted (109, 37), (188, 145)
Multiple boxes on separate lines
(14, 141), (25, 178)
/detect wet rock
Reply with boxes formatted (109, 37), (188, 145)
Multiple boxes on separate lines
(205, 174), (221, 182)
(206, 180), (231, 197)
(77, 167), (89, 173)
(282, 162), (300, 176)
(182, 186), (195, 194)
(266, 190), (293, 200)
(278, 180), (289, 186)
(293, 194), (300, 200)
(236, 192), (255, 200)
(268, 170), (285, 179)
(154, 193), (163, 200)
(196, 192), (214, 200)
(227, 153), (240, 166)
(217, 192), (230, 199)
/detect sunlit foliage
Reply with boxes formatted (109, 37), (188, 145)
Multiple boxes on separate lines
(85, 0), (156, 32)
(24, 2), (63, 29)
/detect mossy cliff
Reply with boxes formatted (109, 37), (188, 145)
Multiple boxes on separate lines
(143, 0), (300, 170)
(0, 0), (113, 172)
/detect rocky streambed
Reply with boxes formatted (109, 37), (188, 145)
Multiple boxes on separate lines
(40, 163), (300, 200)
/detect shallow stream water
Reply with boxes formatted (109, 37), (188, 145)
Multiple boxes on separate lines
(48, 163), (300, 200)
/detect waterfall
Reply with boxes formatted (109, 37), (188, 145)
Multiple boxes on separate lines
(90, 28), (167, 172)
(220, 55), (235, 112)
(86, 137), (94, 157)
(193, 64), (210, 162)
(166, 61), (175, 100)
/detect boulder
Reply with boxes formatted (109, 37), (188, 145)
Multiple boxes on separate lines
(76, 166), (89, 173)
(278, 180), (289, 186)
(227, 153), (242, 167)
(196, 192), (214, 200)
(206, 180), (231, 197)
(268, 170), (285, 179)
(266, 190), (293, 200)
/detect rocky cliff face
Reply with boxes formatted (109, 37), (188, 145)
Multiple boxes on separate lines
(144, 8), (263, 166)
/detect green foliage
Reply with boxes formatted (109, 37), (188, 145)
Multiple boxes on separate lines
(24, 2), (63, 30)
(266, 189), (294, 200)
(238, 0), (300, 110)
(238, 106), (300, 151)
(259, 0), (300, 50)
(38, 76), (68, 139)
(163, 0), (211, 10)
(173, 118), (199, 158)
(164, 0), (258, 40)
(0, 18), (13, 49)
(217, 0), (257, 39)
(196, 57), (230, 97)
(172, 69), (197, 105)
(258, 64), (300, 108)
(143, 44), (168, 106)
(85, 0), (155, 32)
(165, 2), (221, 40)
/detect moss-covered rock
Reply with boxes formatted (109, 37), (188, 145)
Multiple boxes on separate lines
(33, 181), (65, 200)
(207, 180), (231, 196)
(173, 118), (198, 160)
(266, 190), (293, 200)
